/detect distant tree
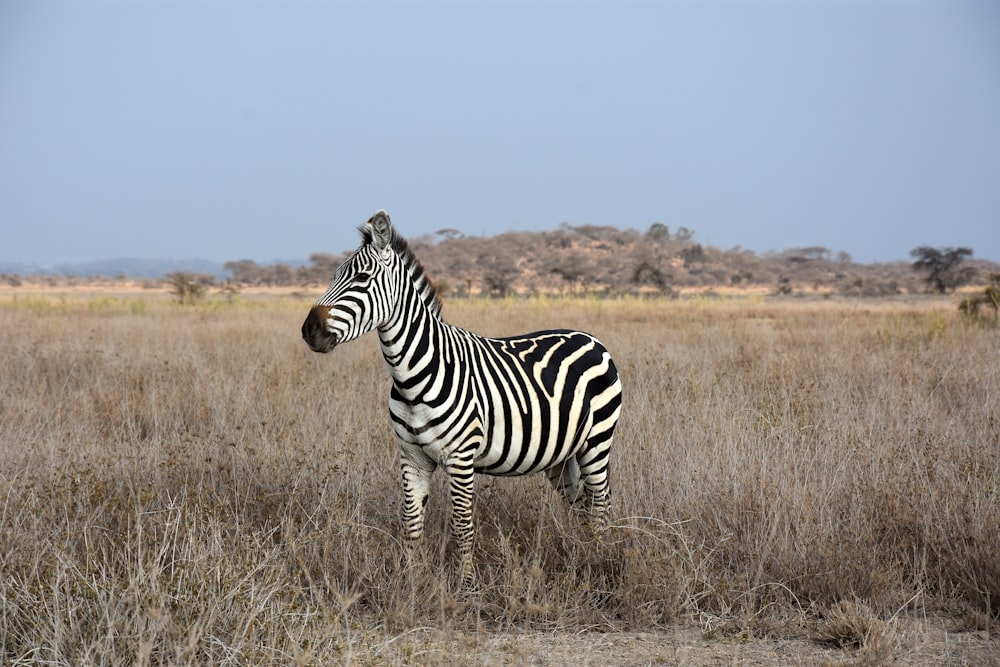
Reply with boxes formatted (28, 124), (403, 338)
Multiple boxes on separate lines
(550, 265), (585, 292)
(572, 224), (620, 242)
(477, 252), (517, 297)
(674, 226), (695, 242)
(645, 222), (670, 243)
(223, 259), (261, 284)
(632, 261), (671, 293)
(681, 243), (706, 268)
(433, 228), (464, 241)
(483, 273), (513, 297)
(166, 272), (215, 304)
(298, 253), (344, 284)
(910, 246), (975, 294)
(785, 246), (831, 263)
(308, 252), (341, 270)
(262, 263), (296, 286)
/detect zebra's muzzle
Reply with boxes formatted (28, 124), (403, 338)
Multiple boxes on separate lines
(301, 305), (338, 353)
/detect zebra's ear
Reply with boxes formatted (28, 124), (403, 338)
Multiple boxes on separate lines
(368, 210), (393, 253)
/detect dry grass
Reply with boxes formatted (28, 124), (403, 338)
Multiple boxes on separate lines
(1, 292), (998, 665)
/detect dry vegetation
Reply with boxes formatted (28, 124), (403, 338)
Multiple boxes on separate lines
(1, 291), (998, 665)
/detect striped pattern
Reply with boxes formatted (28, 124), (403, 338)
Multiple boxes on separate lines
(302, 211), (622, 587)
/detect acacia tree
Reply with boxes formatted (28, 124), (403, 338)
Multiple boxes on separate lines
(165, 272), (215, 304)
(223, 259), (261, 284)
(632, 261), (672, 295)
(910, 246), (975, 294)
(645, 222), (670, 243)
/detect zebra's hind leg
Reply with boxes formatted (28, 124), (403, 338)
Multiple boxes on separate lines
(545, 457), (582, 505)
(575, 438), (613, 532)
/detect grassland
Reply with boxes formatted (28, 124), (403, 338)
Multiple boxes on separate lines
(0, 291), (997, 665)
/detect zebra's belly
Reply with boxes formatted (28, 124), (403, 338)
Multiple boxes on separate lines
(474, 406), (591, 476)
(389, 397), (585, 476)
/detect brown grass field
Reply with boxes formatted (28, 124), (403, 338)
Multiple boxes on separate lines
(1, 290), (998, 665)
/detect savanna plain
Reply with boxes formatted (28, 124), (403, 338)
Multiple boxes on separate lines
(0, 291), (998, 666)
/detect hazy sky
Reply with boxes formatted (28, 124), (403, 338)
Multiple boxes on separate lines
(2, 0), (998, 266)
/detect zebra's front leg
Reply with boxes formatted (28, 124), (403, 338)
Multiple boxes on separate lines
(445, 455), (476, 588)
(400, 446), (436, 565)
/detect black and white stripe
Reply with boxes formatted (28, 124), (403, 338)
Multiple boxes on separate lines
(302, 211), (622, 587)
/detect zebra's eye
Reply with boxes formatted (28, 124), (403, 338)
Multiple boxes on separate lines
(354, 272), (371, 284)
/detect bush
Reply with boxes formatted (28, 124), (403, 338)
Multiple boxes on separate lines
(959, 272), (1000, 326)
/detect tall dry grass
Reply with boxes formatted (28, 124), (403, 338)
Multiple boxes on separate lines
(0, 293), (997, 664)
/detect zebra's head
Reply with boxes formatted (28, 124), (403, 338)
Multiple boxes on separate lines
(302, 210), (435, 354)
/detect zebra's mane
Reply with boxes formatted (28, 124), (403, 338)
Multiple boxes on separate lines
(359, 224), (443, 319)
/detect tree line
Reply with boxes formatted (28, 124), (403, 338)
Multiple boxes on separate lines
(216, 224), (994, 299)
(7, 224), (993, 301)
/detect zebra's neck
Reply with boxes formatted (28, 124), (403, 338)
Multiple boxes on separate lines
(377, 273), (454, 394)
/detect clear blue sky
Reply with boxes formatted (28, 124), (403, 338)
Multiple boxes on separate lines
(2, 0), (998, 266)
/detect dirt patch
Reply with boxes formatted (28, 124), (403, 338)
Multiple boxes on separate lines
(382, 617), (998, 666)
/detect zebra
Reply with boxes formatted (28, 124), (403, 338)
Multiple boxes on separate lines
(301, 210), (622, 587)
